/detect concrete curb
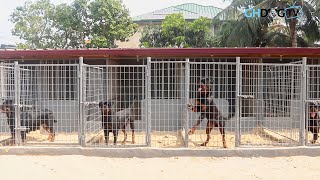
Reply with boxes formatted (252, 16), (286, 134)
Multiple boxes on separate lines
(1, 146), (320, 158)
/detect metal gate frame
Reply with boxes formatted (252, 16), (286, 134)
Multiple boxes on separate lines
(305, 57), (320, 146)
(80, 58), (149, 147)
(237, 58), (306, 147)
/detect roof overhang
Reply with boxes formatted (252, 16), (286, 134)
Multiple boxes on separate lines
(0, 48), (319, 60)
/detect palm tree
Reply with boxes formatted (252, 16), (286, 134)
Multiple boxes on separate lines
(213, 0), (320, 47)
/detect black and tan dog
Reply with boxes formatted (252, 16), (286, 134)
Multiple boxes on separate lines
(308, 105), (319, 144)
(187, 78), (229, 148)
(99, 98), (136, 145)
(0, 99), (56, 144)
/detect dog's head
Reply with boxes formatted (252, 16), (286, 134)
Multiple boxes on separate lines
(309, 105), (319, 119)
(99, 101), (112, 115)
(0, 99), (14, 114)
(197, 78), (214, 96)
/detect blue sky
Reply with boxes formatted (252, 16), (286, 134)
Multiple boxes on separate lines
(0, 0), (230, 45)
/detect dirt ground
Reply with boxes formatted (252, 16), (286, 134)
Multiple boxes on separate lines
(1, 128), (318, 148)
(0, 155), (320, 180)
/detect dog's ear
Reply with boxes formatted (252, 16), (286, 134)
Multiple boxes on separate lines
(107, 102), (112, 108)
(98, 102), (103, 108)
(209, 78), (214, 84)
(200, 78), (206, 84)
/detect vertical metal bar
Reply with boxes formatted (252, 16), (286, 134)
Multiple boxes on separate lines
(184, 58), (190, 147)
(235, 57), (241, 147)
(290, 65), (295, 120)
(14, 61), (21, 145)
(79, 57), (85, 146)
(0, 62), (4, 98)
(301, 57), (307, 146)
(162, 62), (165, 98)
(146, 57), (152, 146)
(257, 59), (264, 127)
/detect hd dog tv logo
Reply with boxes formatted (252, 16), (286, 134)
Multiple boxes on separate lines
(244, 0), (304, 19)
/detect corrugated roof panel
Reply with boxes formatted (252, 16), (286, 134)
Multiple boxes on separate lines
(133, 3), (222, 22)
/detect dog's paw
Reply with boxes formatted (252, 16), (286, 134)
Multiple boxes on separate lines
(200, 143), (207, 146)
(188, 128), (196, 135)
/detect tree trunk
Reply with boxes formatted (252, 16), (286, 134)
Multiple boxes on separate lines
(289, 16), (298, 47)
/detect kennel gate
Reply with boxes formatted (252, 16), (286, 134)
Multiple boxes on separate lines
(238, 63), (303, 147)
(0, 62), (80, 145)
(306, 62), (320, 146)
(81, 62), (148, 147)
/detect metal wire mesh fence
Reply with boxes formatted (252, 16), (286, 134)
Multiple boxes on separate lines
(82, 64), (147, 147)
(239, 63), (302, 147)
(187, 61), (237, 148)
(0, 63), (15, 145)
(148, 58), (187, 148)
(0, 57), (319, 148)
(306, 65), (320, 146)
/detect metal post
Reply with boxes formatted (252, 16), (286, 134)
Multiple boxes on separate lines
(79, 57), (85, 146)
(0, 62), (4, 98)
(301, 57), (307, 146)
(257, 59), (265, 127)
(235, 57), (241, 147)
(146, 57), (152, 146)
(184, 58), (190, 147)
(14, 61), (21, 145)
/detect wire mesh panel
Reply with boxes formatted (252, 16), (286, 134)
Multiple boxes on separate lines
(0, 63), (16, 145)
(306, 65), (320, 146)
(149, 60), (187, 148)
(83, 65), (147, 147)
(187, 62), (237, 148)
(239, 63), (302, 147)
(16, 64), (79, 145)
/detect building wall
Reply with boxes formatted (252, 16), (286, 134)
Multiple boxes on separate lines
(115, 25), (145, 48)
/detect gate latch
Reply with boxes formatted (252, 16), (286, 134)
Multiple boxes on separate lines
(237, 95), (255, 99)
(80, 101), (99, 106)
(14, 126), (29, 131)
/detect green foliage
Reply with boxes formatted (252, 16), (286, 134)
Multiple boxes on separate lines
(140, 13), (214, 47)
(217, 0), (320, 47)
(10, 0), (55, 49)
(139, 25), (166, 47)
(10, 0), (138, 48)
(15, 43), (30, 49)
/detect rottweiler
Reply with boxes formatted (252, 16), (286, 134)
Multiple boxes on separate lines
(99, 99), (136, 145)
(187, 78), (228, 148)
(308, 105), (319, 144)
(0, 99), (56, 144)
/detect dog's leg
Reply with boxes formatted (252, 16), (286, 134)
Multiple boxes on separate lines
(130, 120), (135, 144)
(201, 120), (213, 146)
(312, 132), (318, 144)
(189, 115), (204, 135)
(218, 121), (227, 148)
(104, 128), (110, 145)
(42, 125), (51, 141)
(21, 131), (27, 144)
(122, 124), (127, 145)
(48, 126), (55, 142)
(311, 125), (318, 144)
(113, 129), (118, 145)
(8, 120), (15, 145)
